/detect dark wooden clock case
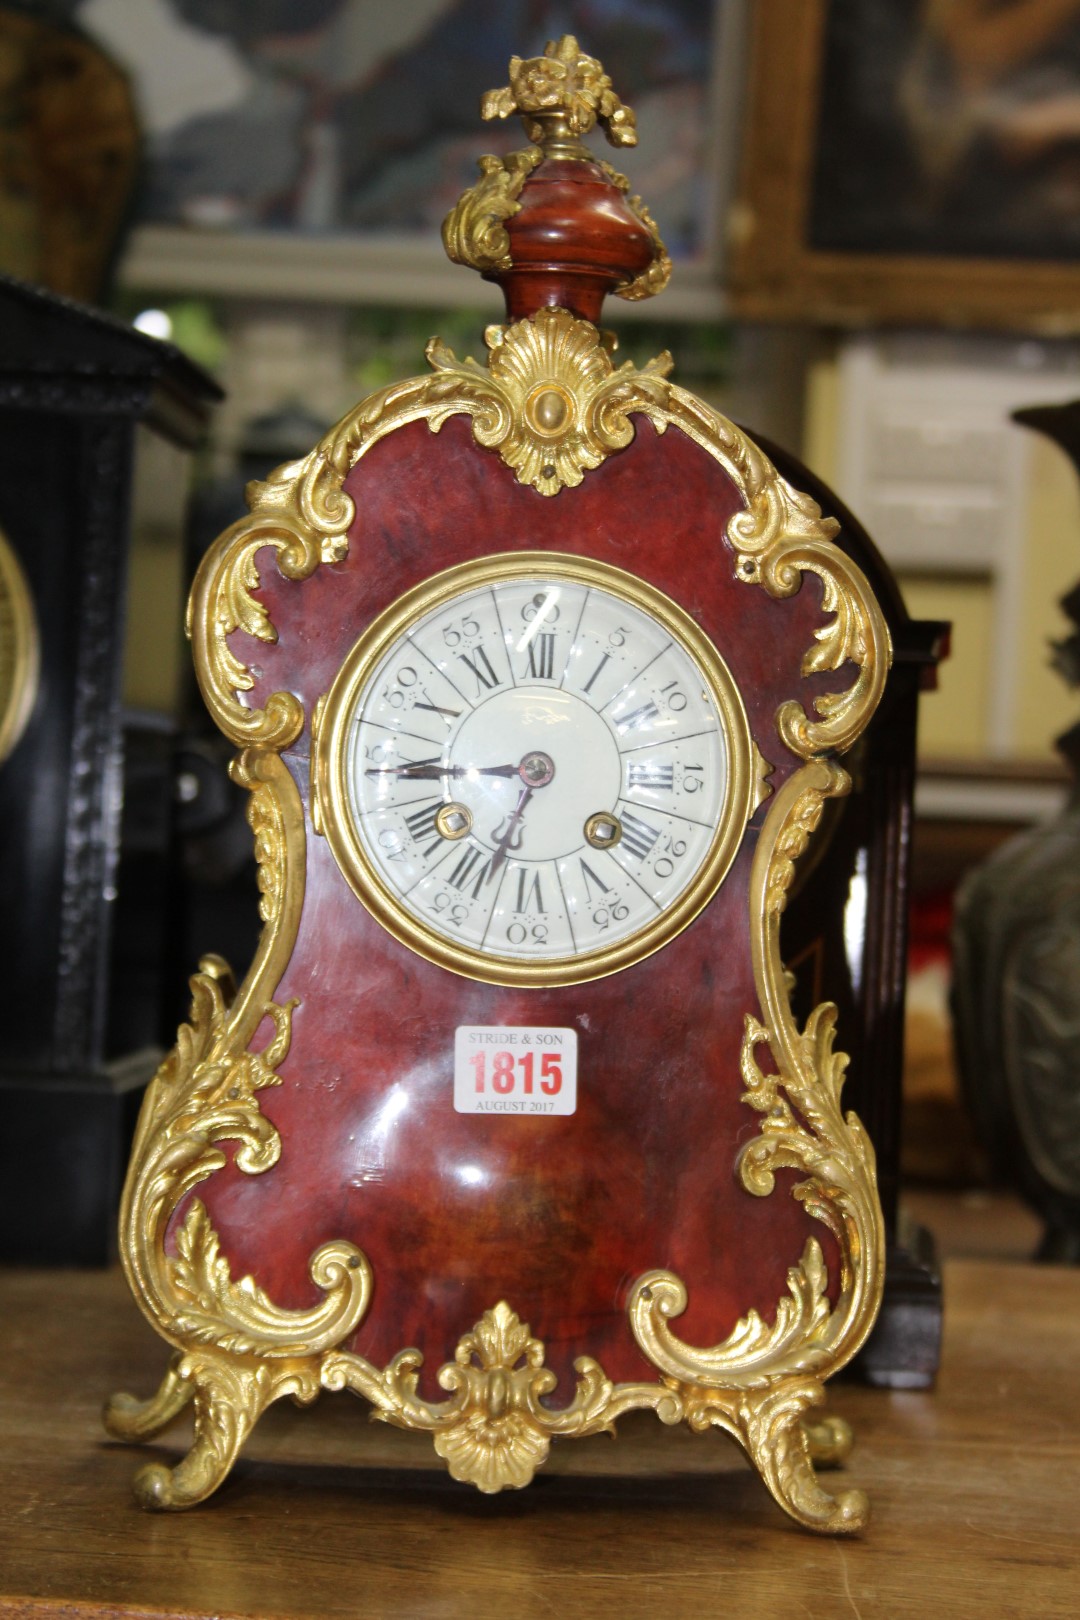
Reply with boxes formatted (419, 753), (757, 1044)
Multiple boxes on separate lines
(0, 274), (220, 1264)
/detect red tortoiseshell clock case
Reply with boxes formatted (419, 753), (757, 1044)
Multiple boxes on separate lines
(197, 414), (841, 1381)
(109, 38), (889, 1534)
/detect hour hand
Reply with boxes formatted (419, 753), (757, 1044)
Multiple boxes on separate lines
(365, 757), (448, 780)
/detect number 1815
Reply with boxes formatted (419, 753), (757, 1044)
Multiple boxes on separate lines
(469, 1050), (562, 1095)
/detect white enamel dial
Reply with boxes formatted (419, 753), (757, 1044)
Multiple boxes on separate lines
(318, 556), (753, 985)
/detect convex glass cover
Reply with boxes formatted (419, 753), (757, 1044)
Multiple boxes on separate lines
(315, 554), (755, 985)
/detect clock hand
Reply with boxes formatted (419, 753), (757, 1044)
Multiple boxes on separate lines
(365, 756), (444, 780)
(485, 750), (557, 881)
(365, 759), (521, 781)
(488, 784), (534, 881)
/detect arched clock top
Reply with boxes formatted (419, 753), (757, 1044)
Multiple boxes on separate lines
(188, 314), (890, 764)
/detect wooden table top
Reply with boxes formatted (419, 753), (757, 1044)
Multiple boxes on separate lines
(0, 1259), (1076, 1619)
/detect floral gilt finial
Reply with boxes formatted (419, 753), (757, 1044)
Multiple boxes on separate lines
(481, 34), (637, 150)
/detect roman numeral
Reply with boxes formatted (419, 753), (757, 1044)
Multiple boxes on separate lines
(447, 843), (493, 899)
(616, 700), (660, 734)
(525, 632), (556, 680)
(515, 868), (546, 914)
(619, 811), (660, 862)
(578, 858), (610, 903)
(404, 800), (442, 856)
(627, 761), (674, 791)
(582, 652), (610, 695)
(457, 645), (501, 695)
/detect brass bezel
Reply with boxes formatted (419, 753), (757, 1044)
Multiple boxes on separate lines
(315, 551), (754, 988)
(0, 526), (40, 766)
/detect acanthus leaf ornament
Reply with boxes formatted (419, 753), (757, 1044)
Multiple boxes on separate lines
(321, 1300), (684, 1496)
(441, 146), (542, 275)
(443, 35), (670, 306)
(189, 316), (887, 765)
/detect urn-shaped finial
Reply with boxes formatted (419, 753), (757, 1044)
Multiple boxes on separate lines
(443, 35), (671, 325)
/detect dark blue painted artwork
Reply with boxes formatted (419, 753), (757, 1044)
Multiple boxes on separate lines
(74, 0), (714, 258)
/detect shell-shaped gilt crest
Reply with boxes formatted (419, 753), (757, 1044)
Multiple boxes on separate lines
(431, 1301), (554, 1493)
(487, 310), (612, 492)
(426, 307), (673, 497)
(434, 1402), (551, 1493)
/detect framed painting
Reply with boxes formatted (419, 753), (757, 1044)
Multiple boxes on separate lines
(78, 0), (738, 318)
(728, 0), (1080, 330)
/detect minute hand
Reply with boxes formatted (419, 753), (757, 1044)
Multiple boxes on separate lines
(365, 760), (521, 781)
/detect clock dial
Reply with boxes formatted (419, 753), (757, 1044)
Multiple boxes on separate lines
(317, 554), (754, 986)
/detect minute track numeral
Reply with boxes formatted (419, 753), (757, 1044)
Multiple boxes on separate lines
(627, 761), (674, 791)
(619, 810), (661, 861)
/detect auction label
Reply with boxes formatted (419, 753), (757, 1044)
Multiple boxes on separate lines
(454, 1026), (577, 1116)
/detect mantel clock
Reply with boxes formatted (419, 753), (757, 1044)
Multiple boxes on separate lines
(107, 38), (891, 1533)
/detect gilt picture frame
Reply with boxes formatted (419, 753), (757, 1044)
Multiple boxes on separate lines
(728, 0), (1080, 331)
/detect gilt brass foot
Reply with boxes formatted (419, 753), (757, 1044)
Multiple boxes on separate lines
(802, 1411), (854, 1470)
(103, 1352), (193, 1441)
(685, 1378), (867, 1534)
(742, 1383), (866, 1534)
(118, 1350), (320, 1511)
